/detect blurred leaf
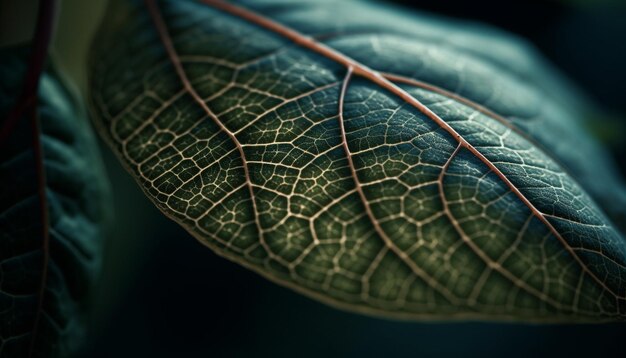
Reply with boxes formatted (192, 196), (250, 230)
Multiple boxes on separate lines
(90, 0), (626, 322)
(0, 46), (109, 357)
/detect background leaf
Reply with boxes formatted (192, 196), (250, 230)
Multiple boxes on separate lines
(90, 0), (626, 322)
(0, 46), (109, 357)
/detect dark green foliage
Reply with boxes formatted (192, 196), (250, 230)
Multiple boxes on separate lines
(0, 46), (109, 357)
(89, 0), (626, 322)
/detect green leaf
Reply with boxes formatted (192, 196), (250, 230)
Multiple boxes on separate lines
(89, 0), (626, 322)
(0, 46), (109, 357)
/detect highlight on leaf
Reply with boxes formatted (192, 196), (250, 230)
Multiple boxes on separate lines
(89, 0), (626, 322)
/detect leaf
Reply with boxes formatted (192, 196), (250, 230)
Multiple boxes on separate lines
(89, 0), (626, 322)
(0, 46), (109, 357)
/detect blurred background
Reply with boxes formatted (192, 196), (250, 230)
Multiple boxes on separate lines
(37, 0), (626, 356)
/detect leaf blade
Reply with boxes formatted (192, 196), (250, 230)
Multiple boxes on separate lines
(90, 0), (626, 322)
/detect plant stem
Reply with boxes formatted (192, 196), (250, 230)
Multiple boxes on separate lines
(0, 0), (58, 144)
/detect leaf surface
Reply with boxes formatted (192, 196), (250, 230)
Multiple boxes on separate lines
(0, 46), (109, 357)
(90, 0), (626, 322)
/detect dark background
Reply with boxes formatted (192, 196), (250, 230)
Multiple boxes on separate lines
(81, 1), (626, 357)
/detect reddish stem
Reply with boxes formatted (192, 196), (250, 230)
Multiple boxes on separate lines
(0, 0), (57, 144)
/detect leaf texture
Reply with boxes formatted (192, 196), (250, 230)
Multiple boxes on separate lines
(89, 0), (626, 322)
(0, 47), (109, 357)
